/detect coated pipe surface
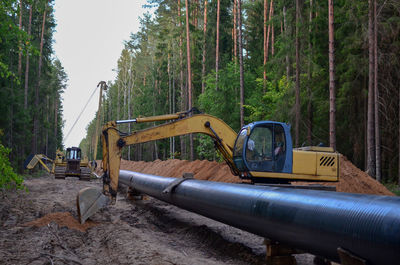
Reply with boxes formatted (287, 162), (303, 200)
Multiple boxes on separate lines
(119, 170), (400, 264)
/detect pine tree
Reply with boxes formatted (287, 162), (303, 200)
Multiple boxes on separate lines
(328, 0), (336, 150)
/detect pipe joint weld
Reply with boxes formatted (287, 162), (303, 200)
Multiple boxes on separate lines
(162, 173), (194, 194)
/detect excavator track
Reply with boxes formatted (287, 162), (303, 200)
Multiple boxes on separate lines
(54, 166), (66, 179)
(80, 167), (91, 181)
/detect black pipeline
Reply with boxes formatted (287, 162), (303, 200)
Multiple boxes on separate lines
(119, 170), (400, 264)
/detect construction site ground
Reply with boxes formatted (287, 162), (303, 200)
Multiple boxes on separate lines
(0, 156), (393, 265)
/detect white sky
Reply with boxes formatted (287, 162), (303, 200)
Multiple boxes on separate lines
(53, 0), (150, 148)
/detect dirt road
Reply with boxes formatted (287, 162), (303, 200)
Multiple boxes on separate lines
(0, 174), (316, 265)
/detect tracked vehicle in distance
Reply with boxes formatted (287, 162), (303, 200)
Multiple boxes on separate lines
(54, 147), (91, 181)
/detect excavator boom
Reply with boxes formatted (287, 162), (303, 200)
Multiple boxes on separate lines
(100, 112), (239, 203)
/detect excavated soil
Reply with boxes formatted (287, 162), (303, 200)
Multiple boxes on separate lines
(23, 212), (99, 232)
(0, 157), (392, 265)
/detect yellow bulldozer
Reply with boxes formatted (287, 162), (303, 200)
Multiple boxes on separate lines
(25, 147), (93, 180)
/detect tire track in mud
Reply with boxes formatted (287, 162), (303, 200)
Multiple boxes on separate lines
(120, 198), (266, 264)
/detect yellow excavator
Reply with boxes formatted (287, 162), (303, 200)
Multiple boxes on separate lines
(25, 148), (92, 180)
(24, 154), (55, 173)
(77, 109), (339, 223)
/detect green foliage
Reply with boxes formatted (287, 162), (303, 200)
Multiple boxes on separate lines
(0, 131), (24, 190)
(196, 135), (215, 161)
(246, 76), (293, 123)
(0, 0), (65, 172)
(199, 63), (241, 131)
(384, 183), (400, 197)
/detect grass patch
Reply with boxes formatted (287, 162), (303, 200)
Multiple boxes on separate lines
(384, 183), (400, 196)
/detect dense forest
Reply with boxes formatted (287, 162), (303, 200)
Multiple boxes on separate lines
(0, 0), (66, 171)
(80, 0), (400, 184)
(1, 0), (399, 185)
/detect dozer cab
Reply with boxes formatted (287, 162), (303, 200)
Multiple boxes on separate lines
(54, 147), (91, 180)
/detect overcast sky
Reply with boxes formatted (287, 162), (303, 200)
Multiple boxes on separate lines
(53, 0), (150, 148)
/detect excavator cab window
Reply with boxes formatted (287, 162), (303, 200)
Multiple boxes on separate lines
(233, 122), (288, 174)
(233, 128), (248, 171)
(273, 125), (286, 172)
(245, 125), (274, 172)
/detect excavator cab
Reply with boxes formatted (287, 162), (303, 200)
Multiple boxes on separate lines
(233, 122), (293, 181)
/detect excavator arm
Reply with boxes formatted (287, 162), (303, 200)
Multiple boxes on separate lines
(100, 112), (239, 202)
(24, 154), (54, 173)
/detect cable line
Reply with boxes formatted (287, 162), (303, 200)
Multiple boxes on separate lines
(63, 86), (99, 143)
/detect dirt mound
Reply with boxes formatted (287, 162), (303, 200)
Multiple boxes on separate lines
(23, 212), (98, 232)
(120, 159), (240, 183)
(119, 155), (393, 196)
(335, 156), (393, 195)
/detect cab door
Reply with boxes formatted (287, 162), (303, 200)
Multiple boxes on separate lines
(233, 122), (290, 175)
(244, 124), (274, 172)
(243, 123), (287, 173)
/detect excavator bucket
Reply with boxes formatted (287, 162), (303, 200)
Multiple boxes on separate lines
(76, 187), (110, 224)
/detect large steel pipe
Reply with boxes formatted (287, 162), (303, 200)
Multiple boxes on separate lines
(119, 170), (400, 264)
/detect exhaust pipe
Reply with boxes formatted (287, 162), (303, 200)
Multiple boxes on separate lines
(118, 170), (400, 265)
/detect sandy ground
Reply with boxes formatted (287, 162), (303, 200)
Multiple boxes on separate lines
(0, 156), (392, 264)
(0, 174), (317, 265)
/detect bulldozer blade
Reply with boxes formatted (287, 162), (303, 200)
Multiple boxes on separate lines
(76, 187), (110, 224)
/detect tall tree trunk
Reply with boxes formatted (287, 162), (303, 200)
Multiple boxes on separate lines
(168, 52), (173, 157)
(233, 0), (237, 61)
(367, 0), (375, 177)
(193, 0), (198, 27)
(271, 4), (275, 56)
(307, 0), (313, 145)
(266, 0), (273, 59)
(283, 6), (290, 82)
(45, 95), (49, 155)
(178, 0), (186, 159)
(117, 81), (120, 120)
(54, 97), (58, 149)
(18, 0), (23, 77)
(172, 61), (176, 158)
(33, 4), (47, 154)
(201, 0), (208, 94)
(18, 0), (25, 160)
(263, 0), (269, 89)
(24, 4), (32, 110)
(128, 57), (133, 160)
(328, 0), (336, 150)
(374, 0), (381, 182)
(185, 0), (194, 160)
(215, 0), (220, 90)
(238, 0), (244, 127)
(295, 0), (301, 147)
